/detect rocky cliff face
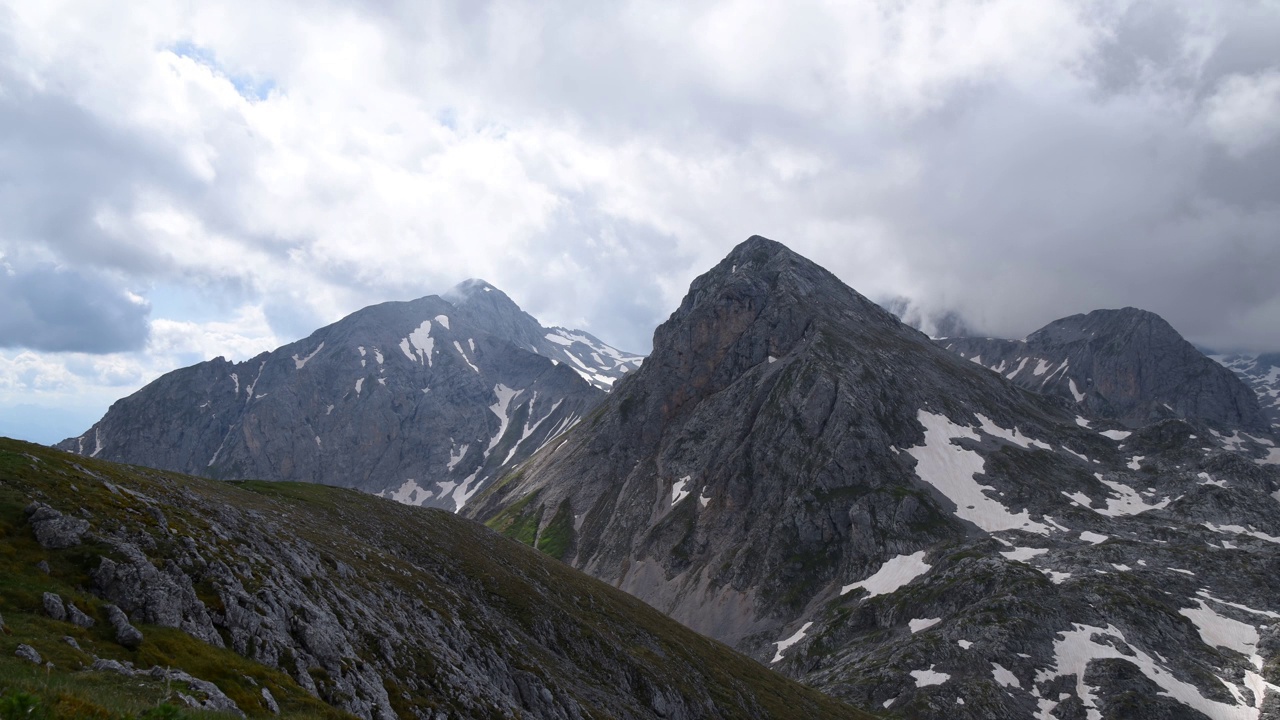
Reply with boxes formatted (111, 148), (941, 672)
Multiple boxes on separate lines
(1213, 353), (1280, 430)
(943, 308), (1270, 433)
(56, 286), (622, 512)
(0, 438), (871, 720)
(471, 237), (1280, 720)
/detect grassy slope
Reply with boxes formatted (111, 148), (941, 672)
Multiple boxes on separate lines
(0, 438), (876, 720)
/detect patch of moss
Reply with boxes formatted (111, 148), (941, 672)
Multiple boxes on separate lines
(535, 500), (574, 560)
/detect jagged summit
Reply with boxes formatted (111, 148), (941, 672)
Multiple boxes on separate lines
(946, 306), (1270, 432)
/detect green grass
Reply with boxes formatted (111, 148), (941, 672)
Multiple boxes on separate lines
(535, 500), (575, 560)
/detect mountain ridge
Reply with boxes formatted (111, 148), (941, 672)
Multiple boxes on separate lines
(55, 282), (641, 511)
(943, 307), (1271, 434)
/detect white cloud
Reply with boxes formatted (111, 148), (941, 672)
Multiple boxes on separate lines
(2, 0), (1280, 443)
(1204, 70), (1280, 157)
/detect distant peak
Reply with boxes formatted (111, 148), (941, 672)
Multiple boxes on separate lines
(724, 235), (795, 263)
(443, 278), (500, 302)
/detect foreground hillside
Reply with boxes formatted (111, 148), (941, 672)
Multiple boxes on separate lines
(0, 438), (873, 720)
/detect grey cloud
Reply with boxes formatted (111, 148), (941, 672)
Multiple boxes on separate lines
(4, 0), (1280, 368)
(0, 263), (151, 353)
(0, 45), (200, 276)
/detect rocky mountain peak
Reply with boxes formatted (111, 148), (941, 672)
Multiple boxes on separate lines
(1027, 307), (1180, 348)
(948, 306), (1272, 432)
(443, 278), (548, 354)
(646, 236), (902, 420)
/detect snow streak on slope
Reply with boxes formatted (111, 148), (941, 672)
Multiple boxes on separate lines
(771, 622), (813, 664)
(292, 341), (324, 369)
(909, 411), (1050, 534)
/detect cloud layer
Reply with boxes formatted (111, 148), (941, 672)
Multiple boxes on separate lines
(2, 0), (1279, 441)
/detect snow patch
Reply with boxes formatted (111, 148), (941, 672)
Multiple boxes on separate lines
(1203, 522), (1280, 545)
(292, 341), (325, 369)
(958, 640), (973, 649)
(909, 618), (941, 633)
(771, 622), (814, 664)
(447, 443), (469, 471)
(404, 320), (435, 366)
(1001, 547), (1049, 562)
(1180, 599), (1263, 670)
(1036, 623), (1262, 720)
(434, 314), (450, 330)
(993, 662), (1021, 688)
(1068, 379), (1085, 402)
(1064, 477), (1170, 517)
(976, 415), (1052, 451)
(1007, 357), (1029, 379)
(908, 411), (1050, 534)
(1101, 429), (1132, 441)
(454, 340), (480, 373)
(384, 478), (435, 506)
(911, 666), (950, 687)
(841, 551), (932, 597)
(671, 476), (691, 506)
(1079, 531), (1108, 544)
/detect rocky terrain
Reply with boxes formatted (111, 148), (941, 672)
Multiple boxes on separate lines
(55, 282), (641, 512)
(469, 237), (1280, 720)
(0, 437), (871, 719)
(1212, 354), (1280, 431)
(941, 309), (1270, 433)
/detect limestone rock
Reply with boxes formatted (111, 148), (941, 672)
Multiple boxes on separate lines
(15, 644), (41, 664)
(42, 591), (66, 621)
(25, 502), (89, 549)
(104, 604), (143, 648)
(67, 603), (94, 628)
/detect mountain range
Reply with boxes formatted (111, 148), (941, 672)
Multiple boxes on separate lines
(55, 280), (640, 512)
(468, 237), (1280, 719)
(33, 236), (1280, 719)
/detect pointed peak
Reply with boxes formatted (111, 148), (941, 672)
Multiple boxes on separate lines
(443, 278), (503, 303)
(722, 235), (800, 266)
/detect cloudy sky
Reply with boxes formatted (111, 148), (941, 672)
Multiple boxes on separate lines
(3, 0), (1280, 444)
